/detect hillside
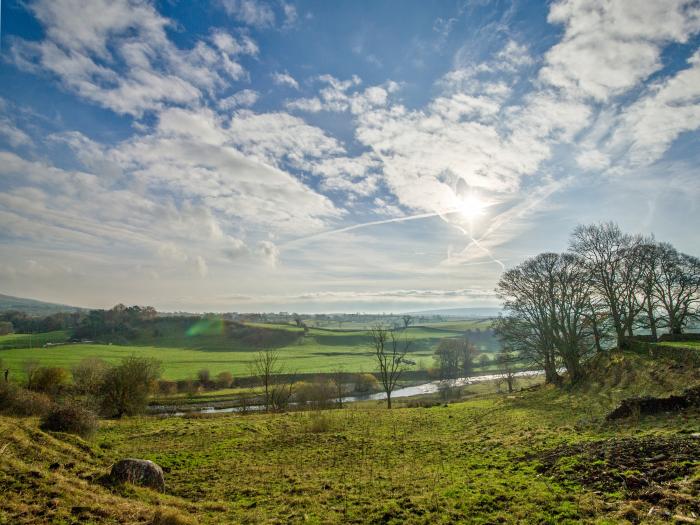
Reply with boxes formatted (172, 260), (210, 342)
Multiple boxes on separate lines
(0, 320), (503, 379)
(0, 293), (83, 316)
(1, 351), (698, 524)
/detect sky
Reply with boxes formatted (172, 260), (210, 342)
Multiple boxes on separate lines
(0, 0), (699, 314)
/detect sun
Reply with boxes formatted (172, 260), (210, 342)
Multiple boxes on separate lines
(456, 193), (487, 220)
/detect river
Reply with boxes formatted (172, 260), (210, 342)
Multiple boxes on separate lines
(151, 369), (544, 416)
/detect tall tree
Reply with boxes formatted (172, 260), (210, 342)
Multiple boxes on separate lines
(570, 222), (643, 348)
(370, 325), (411, 409)
(653, 244), (700, 334)
(495, 253), (561, 384)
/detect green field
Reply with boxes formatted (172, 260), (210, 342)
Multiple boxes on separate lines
(0, 330), (68, 350)
(0, 323), (500, 380)
(2, 352), (698, 524)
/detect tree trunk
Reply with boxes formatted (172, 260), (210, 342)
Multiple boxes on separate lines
(386, 393), (392, 409)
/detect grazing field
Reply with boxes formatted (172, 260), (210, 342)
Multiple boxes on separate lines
(0, 322), (503, 380)
(1, 352), (699, 524)
(0, 330), (68, 350)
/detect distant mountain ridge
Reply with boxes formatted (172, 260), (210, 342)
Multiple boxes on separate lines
(0, 293), (84, 316)
(407, 307), (502, 318)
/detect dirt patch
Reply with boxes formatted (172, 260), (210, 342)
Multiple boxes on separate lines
(606, 385), (700, 420)
(533, 435), (700, 519)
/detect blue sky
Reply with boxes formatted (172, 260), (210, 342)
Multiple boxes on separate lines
(1, 0), (699, 313)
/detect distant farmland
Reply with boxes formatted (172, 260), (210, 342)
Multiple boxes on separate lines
(0, 319), (501, 380)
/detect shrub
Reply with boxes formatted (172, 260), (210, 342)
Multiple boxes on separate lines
(295, 380), (335, 409)
(196, 369), (211, 388)
(157, 380), (178, 396)
(353, 373), (379, 394)
(28, 366), (70, 395)
(0, 382), (52, 416)
(99, 356), (162, 418)
(72, 358), (108, 395)
(40, 401), (97, 437)
(215, 371), (233, 389)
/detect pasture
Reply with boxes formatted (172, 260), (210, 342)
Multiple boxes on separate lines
(2, 352), (699, 524)
(0, 321), (500, 380)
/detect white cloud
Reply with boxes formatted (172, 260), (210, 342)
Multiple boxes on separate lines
(541, 0), (700, 101)
(256, 240), (280, 267)
(607, 51), (700, 169)
(195, 255), (209, 278)
(271, 71), (299, 89)
(221, 0), (275, 28)
(219, 89), (260, 109)
(11, 0), (258, 116)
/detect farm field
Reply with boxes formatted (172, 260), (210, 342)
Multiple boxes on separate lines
(0, 321), (501, 380)
(0, 330), (68, 350)
(2, 352), (699, 524)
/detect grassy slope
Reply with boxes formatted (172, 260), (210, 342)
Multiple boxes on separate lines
(1, 352), (699, 524)
(0, 331), (69, 350)
(0, 324), (498, 380)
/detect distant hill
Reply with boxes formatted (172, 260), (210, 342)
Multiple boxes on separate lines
(408, 307), (502, 318)
(0, 293), (83, 316)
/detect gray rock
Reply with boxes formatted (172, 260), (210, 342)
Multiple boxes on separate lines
(110, 458), (165, 491)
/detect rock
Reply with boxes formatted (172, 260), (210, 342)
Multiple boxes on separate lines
(110, 458), (165, 491)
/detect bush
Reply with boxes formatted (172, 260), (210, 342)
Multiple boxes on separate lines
(157, 380), (178, 396)
(295, 380), (335, 409)
(28, 366), (70, 395)
(99, 356), (162, 418)
(196, 369), (211, 388)
(353, 373), (379, 394)
(0, 382), (52, 416)
(72, 358), (108, 395)
(40, 401), (97, 437)
(215, 371), (233, 389)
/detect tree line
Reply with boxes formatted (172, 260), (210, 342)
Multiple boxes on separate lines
(495, 222), (700, 385)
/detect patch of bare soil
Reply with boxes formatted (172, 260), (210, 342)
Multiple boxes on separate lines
(607, 386), (700, 420)
(534, 435), (700, 520)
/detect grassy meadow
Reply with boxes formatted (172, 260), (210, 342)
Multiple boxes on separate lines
(0, 320), (501, 380)
(1, 352), (699, 524)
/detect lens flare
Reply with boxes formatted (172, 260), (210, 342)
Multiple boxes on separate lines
(456, 194), (487, 220)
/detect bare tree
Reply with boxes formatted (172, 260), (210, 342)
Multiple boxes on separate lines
(329, 368), (347, 408)
(401, 314), (414, 330)
(370, 325), (411, 408)
(653, 244), (700, 334)
(250, 348), (283, 411)
(570, 222), (644, 348)
(496, 252), (596, 384)
(496, 349), (518, 393)
(495, 254), (561, 384)
(433, 337), (476, 380)
(547, 253), (597, 383)
(636, 241), (663, 341)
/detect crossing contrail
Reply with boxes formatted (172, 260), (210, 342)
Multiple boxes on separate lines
(280, 209), (454, 248)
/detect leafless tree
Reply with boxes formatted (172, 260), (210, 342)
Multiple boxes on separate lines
(635, 241), (663, 340)
(401, 314), (414, 330)
(496, 252), (596, 384)
(250, 348), (284, 411)
(495, 254), (561, 384)
(496, 349), (518, 393)
(433, 337), (476, 380)
(329, 368), (347, 408)
(547, 253), (597, 383)
(653, 244), (700, 334)
(570, 222), (644, 348)
(370, 325), (411, 408)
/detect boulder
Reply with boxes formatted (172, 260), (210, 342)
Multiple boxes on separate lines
(110, 458), (165, 491)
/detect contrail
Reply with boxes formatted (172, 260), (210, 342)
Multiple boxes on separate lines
(280, 209), (452, 248)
